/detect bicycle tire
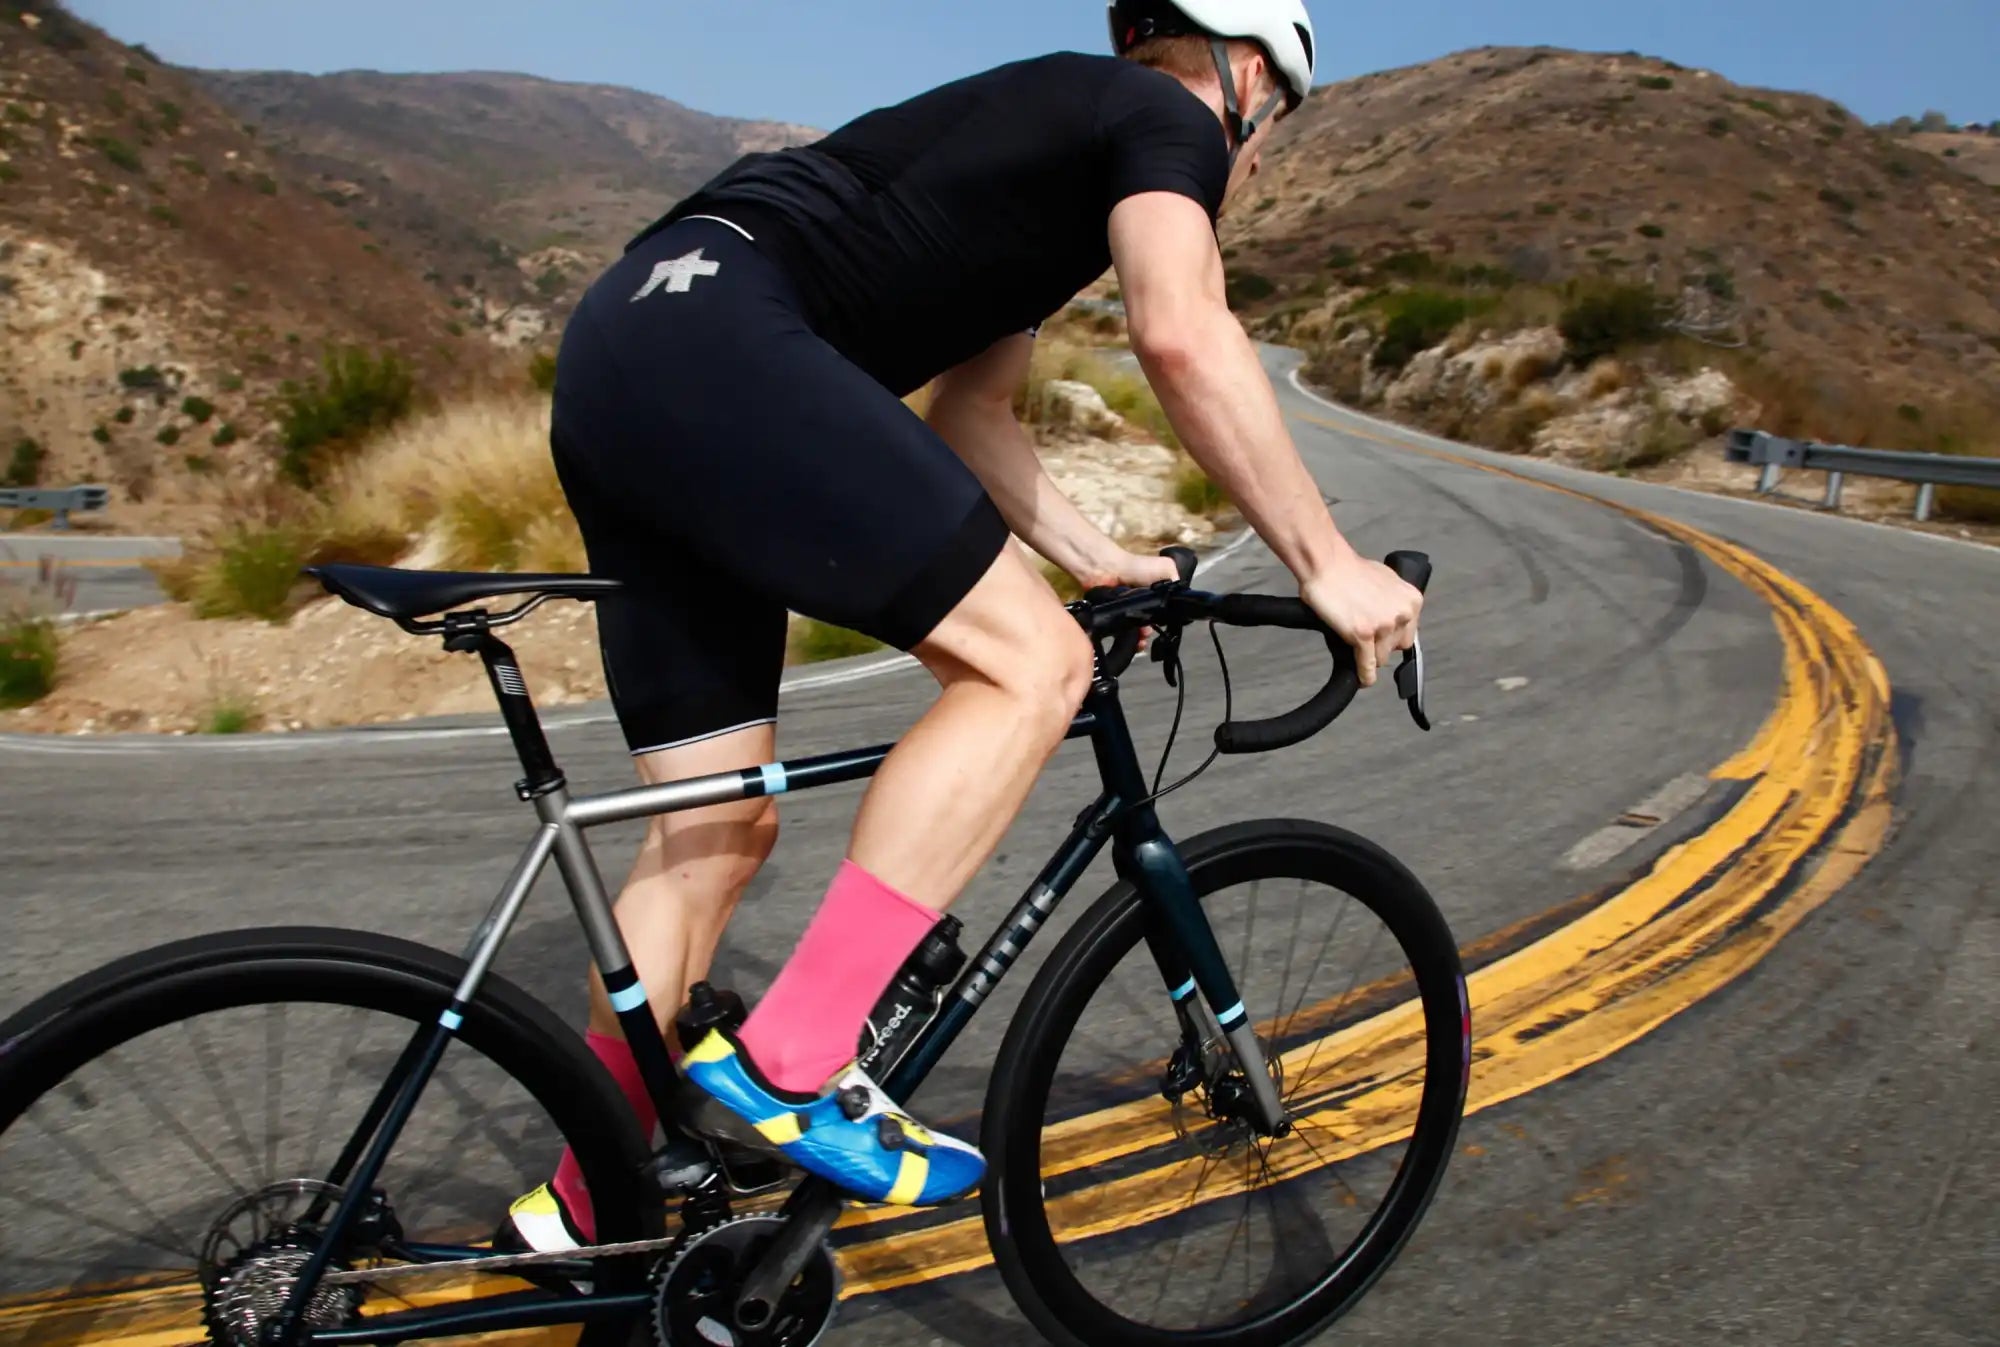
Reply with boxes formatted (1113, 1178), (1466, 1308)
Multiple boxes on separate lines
(0, 926), (660, 1347)
(982, 820), (1470, 1347)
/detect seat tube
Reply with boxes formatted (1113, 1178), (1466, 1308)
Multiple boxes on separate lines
(538, 790), (685, 1124)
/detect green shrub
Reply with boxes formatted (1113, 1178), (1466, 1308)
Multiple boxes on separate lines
(1636, 75), (1674, 91)
(788, 618), (885, 664)
(122, 63), (148, 85)
(1817, 288), (1851, 312)
(220, 372), (245, 392)
(155, 425), (181, 446)
(1223, 269), (1276, 307)
(119, 365), (166, 392)
(1534, 201), (1560, 216)
(147, 204), (180, 228)
(193, 527), (307, 621)
(1377, 250), (1440, 281)
(1406, 197), (1433, 210)
(182, 453), (214, 475)
(92, 135), (142, 172)
(113, 406), (135, 425)
(277, 347), (416, 485)
(1558, 282), (1666, 364)
(1173, 462), (1228, 515)
(1744, 98), (1784, 117)
(104, 89), (129, 116)
(201, 694), (257, 735)
(1371, 289), (1477, 373)
(90, 424), (111, 445)
(1636, 223), (1665, 239)
(252, 173), (278, 196)
(155, 99), (182, 134)
(211, 422), (240, 447)
(5, 437), (45, 487)
(0, 615), (58, 708)
(181, 395), (215, 423)
(527, 351), (557, 392)
(1818, 187), (1856, 213)
(1707, 117), (1732, 137)
(0, 164), (20, 185)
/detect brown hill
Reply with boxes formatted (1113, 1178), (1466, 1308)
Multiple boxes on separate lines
(1226, 47), (2000, 446)
(0, 1), (494, 517)
(1908, 130), (2000, 187)
(190, 68), (819, 314)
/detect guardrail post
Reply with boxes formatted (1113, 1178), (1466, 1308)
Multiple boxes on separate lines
(1756, 462), (1781, 493)
(1914, 482), (1936, 523)
(1823, 472), (1844, 511)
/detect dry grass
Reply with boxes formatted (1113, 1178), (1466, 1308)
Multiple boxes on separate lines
(319, 394), (581, 573)
(1585, 358), (1633, 398)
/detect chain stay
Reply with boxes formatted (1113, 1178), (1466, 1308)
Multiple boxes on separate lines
(318, 1233), (682, 1285)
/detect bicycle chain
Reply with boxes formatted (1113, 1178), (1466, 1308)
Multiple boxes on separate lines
(318, 1234), (684, 1286)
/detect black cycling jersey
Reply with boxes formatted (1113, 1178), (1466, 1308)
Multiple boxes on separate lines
(554, 53), (1231, 755)
(635, 52), (1230, 395)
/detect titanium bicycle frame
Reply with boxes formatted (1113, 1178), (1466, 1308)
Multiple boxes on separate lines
(269, 619), (1283, 1344)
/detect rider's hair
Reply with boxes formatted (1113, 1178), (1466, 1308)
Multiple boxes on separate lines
(1119, 34), (1218, 83)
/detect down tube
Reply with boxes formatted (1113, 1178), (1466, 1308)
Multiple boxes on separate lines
(882, 794), (1119, 1101)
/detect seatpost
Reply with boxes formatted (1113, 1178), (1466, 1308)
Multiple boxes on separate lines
(443, 617), (566, 799)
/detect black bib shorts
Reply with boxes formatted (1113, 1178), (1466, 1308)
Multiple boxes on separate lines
(551, 217), (1010, 756)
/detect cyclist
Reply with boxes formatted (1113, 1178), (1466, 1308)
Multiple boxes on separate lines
(505, 0), (1422, 1253)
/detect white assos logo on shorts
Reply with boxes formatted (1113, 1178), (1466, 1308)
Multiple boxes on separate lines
(630, 249), (720, 302)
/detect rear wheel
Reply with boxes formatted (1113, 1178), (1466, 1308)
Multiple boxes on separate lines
(0, 927), (660, 1346)
(982, 821), (1470, 1347)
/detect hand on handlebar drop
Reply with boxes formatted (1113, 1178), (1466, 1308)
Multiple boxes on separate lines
(1299, 553), (1423, 689)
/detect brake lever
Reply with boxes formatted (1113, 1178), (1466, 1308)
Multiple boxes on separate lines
(1150, 623), (1184, 686)
(1395, 637), (1431, 731)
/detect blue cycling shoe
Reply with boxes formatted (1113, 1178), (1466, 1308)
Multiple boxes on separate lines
(679, 1027), (984, 1206)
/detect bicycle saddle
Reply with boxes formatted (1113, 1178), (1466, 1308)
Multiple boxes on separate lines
(307, 563), (623, 621)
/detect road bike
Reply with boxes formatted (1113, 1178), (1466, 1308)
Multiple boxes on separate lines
(0, 546), (1470, 1347)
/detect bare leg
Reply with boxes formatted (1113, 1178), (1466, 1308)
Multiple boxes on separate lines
(849, 543), (1094, 906)
(586, 724), (779, 1039)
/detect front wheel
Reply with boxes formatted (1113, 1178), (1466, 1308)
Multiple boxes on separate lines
(982, 820), (1471, 1347)
(0, 927), (660, 1346)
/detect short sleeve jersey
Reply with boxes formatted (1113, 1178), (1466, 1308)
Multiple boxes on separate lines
(635, 53), (1230, 397)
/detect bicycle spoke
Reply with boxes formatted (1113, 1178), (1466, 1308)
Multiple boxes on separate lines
(184, 1015), (266, 1190)
(263, 1002), (286, 1185)
(1288, 922), (1383, 1096)
(100, 1053), (254, 1208)
(1279, 895), (1349, 1041)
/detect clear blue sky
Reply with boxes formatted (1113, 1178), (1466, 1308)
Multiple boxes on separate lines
(67, 0), (1997, 130)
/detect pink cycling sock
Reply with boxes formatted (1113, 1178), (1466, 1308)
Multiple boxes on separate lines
(551, 1030), (658, 1240)
(738, 860), (940, 1093)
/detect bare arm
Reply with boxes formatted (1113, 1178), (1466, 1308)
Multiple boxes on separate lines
(925, 335), (1174, 591)
(1109, 191), (1420, 683)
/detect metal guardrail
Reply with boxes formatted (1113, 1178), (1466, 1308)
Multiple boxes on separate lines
(1726, 430), (2000, 522)
(0, 485), (111, 529)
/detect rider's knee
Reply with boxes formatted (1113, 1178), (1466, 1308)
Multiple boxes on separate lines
(653, 795), (779, 899)
(1016, 605), (1095, 736)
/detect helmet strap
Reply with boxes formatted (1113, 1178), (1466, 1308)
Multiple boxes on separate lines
(1209, 38), (1288, 165)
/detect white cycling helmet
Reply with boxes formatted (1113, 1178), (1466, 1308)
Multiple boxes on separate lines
(1109, 0), (1316, 146)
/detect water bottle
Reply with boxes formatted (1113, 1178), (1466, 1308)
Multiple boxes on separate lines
(856, 916), (966, 1078)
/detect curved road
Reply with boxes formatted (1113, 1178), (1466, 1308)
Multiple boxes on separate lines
(0, 350), (1994, 1344)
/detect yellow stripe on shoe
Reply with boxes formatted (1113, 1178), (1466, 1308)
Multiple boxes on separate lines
(683, 1029), (737, 1065)
(754, 1112), (805, 1145)
(886, 1151), (930, 1206)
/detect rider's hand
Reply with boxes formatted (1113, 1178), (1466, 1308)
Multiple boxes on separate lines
(1300, 552), (1422, 689)
(1072, 551), (1181, 593)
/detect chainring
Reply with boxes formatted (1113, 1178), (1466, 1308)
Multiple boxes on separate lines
(653, 1214), (839, 1347)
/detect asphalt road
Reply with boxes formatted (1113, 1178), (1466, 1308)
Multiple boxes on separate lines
(0, 351), (1993, 1345)
(0, 532), (175, 615)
